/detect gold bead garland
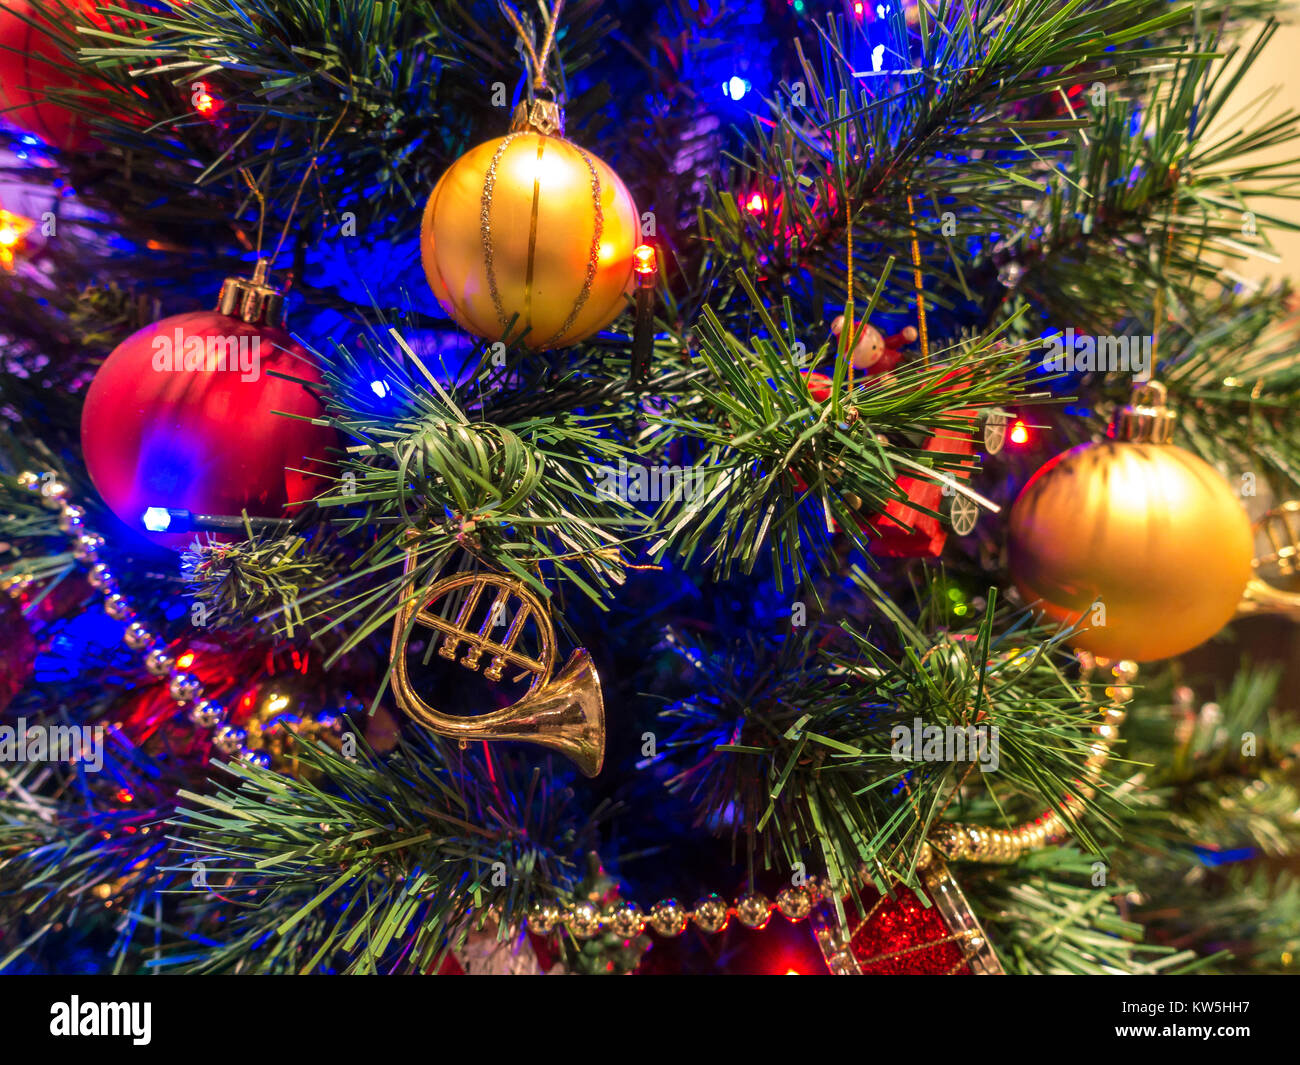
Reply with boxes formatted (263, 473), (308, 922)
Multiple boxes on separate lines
(927, 651), (1135, 864)
(528, 859), (1003, 975)
(528, 883), (824, 940)
(528, 653), (1136, 951)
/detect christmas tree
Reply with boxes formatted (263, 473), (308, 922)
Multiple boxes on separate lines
(2, 0), (1300, 977)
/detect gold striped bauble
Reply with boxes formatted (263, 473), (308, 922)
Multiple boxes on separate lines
(420, 100), (640, 351)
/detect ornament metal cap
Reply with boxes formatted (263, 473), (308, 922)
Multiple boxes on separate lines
(1109, 379), (1176, 444)
(217, 259), (286, 327)
(510, 97), (565, 136)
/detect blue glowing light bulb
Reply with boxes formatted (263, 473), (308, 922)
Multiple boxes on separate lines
(142, 507), (172, 533)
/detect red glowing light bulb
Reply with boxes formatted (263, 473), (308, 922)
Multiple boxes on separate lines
(176, 650), (196, 670)
(193, 84), (217, 115)
(1009, 419), (1029, 445)
(633, 243), (656, 275)
(746, 192), (766, 212)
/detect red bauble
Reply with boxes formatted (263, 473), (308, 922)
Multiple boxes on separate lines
(80, 306), (335, 549)
(0, 0), (111, 151)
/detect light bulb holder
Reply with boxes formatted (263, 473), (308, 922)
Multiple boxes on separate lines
(630, 246), (658, 387)
(142, 506), (293, 535)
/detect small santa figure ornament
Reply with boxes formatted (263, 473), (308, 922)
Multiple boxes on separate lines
(831, 316), (918, 373)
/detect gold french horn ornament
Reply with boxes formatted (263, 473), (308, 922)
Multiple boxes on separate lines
(1238, 499), (1300, 622)
(389, 547), (606, 777)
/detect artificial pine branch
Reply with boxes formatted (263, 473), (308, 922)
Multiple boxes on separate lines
(966, 847), (1214, 975)
(647, 283), (1042, 584)
(2, 0), (1299, 976)
(1005, 23), (1300, 335)
(702, 0), (1219, 322)
(652, 568), (1114, 893)
(159, 734), (602, 974)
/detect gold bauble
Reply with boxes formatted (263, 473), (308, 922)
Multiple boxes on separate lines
(1008, 389), (1252, 662)
(420, 103), (639, 351)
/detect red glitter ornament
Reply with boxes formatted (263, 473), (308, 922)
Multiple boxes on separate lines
(844, 881), (971, 974)
(80, 264), (336, 549)
(811, 860), (1003, 975)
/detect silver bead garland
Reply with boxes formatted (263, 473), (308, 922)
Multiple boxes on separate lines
(7, 470), (319, 770)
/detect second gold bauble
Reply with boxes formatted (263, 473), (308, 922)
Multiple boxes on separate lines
(421, 109), (639, 351)
(1007, 386), (1252, 662)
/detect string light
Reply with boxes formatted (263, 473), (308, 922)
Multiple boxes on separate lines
(633, 243), (657, 277)
(947, 586), (969, 617)
(192, 82), (219, 116)
(630, 244), (659, 384)
(745, 191), (766, 213)
(0, 209), (34, 271)
(141, 506), (291, 535)
(1009, 419), (1030, 445)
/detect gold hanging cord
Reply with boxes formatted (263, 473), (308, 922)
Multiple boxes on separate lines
(906, 192), (929, 370)
(498, 0), (567, 95)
